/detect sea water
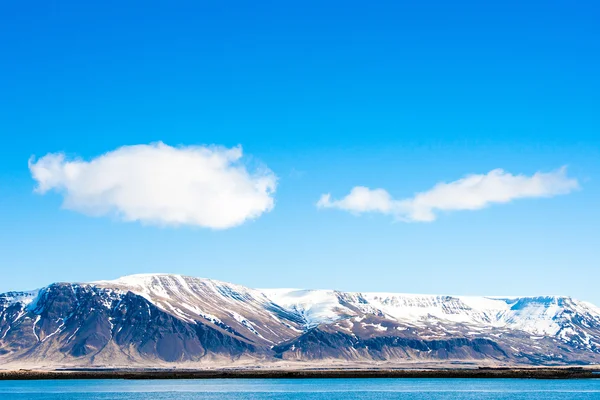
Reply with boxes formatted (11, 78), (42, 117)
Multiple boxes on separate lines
(1, 378), (600, 399)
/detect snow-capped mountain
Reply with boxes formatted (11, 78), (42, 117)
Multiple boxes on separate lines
(1, 273), (599, 368)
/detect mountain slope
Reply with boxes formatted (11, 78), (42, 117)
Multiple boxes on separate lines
(95, 274), (305, 345)
(1, 274), (599, 368)
(0, 282), (263, 367)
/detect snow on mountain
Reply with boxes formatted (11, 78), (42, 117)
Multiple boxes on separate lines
(1, 273), (600, 367)
(259, 288), (600, 341)
(259, 289), (345, 328)
(94, 274), (305, 344)
(0, 290), (39, 310)
(95, 274), (600, 346)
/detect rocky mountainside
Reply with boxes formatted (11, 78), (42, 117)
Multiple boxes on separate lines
(1, 274), (599, 368)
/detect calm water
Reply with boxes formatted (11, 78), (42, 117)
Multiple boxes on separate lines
(1, 379), (600, 399)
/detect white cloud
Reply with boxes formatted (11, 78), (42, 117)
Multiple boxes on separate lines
(316, 187), (393, 214)
(317, 167), (579, 222)
(29, 142), (277, 229)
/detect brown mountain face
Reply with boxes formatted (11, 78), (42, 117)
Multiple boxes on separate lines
(1, 274), (600, 368)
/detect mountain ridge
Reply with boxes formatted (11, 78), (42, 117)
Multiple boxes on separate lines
(1, 273), (599, 369)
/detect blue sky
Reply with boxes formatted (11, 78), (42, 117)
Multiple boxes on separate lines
(1, 1), (599, 302)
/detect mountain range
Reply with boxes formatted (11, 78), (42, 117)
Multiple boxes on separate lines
(1, 274), (599, 369)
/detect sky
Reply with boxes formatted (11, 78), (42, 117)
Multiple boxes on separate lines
(1, 1), (599, 303)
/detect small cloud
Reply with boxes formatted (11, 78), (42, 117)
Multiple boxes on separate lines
(317, 187), (393, 214)
(29, 142), (277, 229)
(317, 167), (579, 222)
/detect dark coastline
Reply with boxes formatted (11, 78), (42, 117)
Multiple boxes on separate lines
(1, 368), (600, 380)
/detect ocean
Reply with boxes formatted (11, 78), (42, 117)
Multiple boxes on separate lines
(1, 378), (600, 399)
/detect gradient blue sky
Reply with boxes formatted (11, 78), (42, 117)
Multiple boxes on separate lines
(1, 1), (599, 302)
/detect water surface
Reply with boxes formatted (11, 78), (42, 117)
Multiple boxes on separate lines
(1, 378), (600, 399)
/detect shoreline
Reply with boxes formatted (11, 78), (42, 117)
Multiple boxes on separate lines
(1, 367), (600, 380)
